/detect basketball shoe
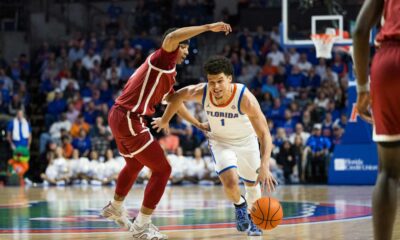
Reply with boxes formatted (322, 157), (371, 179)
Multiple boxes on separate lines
(130, 218), (168, 240)
(247, 215), (262, 236)
(234, 201), (251, 232)
(100, 202), (132, 229)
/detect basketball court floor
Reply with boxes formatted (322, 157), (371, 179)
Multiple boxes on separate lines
(1, 185), (399, 240)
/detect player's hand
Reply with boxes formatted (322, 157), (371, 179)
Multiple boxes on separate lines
(356, 92), (373, 124)
(256, 165), (278, 193)
(207, 22), (232, 35)
(151, 117), (170, 133)
(196, 122), (210, 132)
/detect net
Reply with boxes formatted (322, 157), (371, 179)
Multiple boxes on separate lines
(311, 33), (337, 59)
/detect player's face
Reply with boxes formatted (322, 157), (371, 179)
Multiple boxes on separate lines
(176, 44), (189, 64)
(207, 73), (232, 100)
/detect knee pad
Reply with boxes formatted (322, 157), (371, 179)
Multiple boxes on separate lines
(245, 184), (261, 211)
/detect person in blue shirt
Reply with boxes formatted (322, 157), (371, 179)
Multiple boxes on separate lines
(305, 123), (331, 183)
(7, 109), (31, 150)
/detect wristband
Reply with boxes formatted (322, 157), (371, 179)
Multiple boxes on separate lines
(356, 83), (370, 93)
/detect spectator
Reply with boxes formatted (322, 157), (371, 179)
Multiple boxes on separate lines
(289, 123), (310, 144)
(48, 113), (72, 143)
(8, 94), (25, 116)
(296, 53), (312, 75)
(82, 48), (101, 70)
(315, 58), (327, 79)
(7, 109), (31, 150)
(61, 136), (74, 159)
(304, 124), (331, 183)
(70, 114), (90, 138)
(72, 129), (91, 157)
(170, 116), (193, 153)
(276, 140), (296, 184)
(266, 43), (284, 67)
(0, 68), (13, 91)
(261, 57), (278, 76)
(288, 48), (300, 65)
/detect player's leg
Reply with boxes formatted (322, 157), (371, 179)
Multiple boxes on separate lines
(236, 137), (263, 236)
(210, 141), (251, 232)
(219, 168), (251, 232)
(129, 140), (171, 239)
(101, 156), (144, 229)
(372, 141), (400, 240)
(369, 44), (400, 240)
(219, 168), (242, 203)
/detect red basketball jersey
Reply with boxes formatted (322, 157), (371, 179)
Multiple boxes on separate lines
(376, 0), (400, 42)
(115, 48), (178, 116)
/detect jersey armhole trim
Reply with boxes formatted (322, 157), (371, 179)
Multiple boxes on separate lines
(238, 85), (247, 115)
(202, 84), (207, 106)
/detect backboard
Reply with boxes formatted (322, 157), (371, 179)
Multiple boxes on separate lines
(281, 0), (376, 48)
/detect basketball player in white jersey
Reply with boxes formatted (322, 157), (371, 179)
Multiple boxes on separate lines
(152, 56), (277, 236)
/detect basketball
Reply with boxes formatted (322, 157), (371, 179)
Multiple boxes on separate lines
(250, 197), (283, 230)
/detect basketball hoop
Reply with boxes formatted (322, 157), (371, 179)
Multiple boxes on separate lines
(311, 33), (337, 59)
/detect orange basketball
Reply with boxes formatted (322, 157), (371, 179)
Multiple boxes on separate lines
(250, 197), (283, 230)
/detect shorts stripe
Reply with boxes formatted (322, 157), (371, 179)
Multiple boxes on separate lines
(240, 176), (256, 183)
(217, 165), (237, 175)
(119, 132), (154, 158)
(126, 112), (137, 136)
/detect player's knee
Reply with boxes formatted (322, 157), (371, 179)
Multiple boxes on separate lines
(223, 178), (238, 190)
(152, 159), (172, 179)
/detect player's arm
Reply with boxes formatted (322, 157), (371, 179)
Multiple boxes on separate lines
(176, 104), (205, 131)
(240, 89), (277, 192)
(151, 84), (205, 132)
(162, 22), (232, 52)
(353, 0), (384, 123)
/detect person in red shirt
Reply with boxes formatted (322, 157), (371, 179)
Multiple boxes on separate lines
(101, 22), (232, 240)
(354, 0), (400, 239)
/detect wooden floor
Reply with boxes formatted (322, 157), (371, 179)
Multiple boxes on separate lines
(0, 185), (399, 240)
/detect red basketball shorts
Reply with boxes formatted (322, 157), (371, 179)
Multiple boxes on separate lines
(370, 41), (400, 142)
(108, 105), (154, 157)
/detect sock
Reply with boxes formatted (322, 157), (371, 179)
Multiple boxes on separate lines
(245, 185), (261, 212)
(136, 212), (151, 227)
(111, 199), (123, 209)
(234, 195), (246, 207)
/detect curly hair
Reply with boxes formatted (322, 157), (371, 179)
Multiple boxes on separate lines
(203, 56), (233, 76)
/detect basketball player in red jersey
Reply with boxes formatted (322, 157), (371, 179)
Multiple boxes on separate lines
(354, 0), (400, 239)
(100, 22), (232, 240)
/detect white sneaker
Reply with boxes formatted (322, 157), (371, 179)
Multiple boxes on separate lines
(130, 221), (168, 240)
(100, 202), (132, 229)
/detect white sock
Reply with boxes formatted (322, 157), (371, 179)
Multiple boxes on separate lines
(234, 195), (246, 206)
(245, 185), (261, 211)
(111, 199), (123, 209)
(136, 212), (151, 227)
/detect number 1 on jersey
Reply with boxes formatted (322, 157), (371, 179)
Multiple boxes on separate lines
(221, 119), (225, 126)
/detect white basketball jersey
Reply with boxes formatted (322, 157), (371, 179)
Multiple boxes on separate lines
(202, 83), (256, 142)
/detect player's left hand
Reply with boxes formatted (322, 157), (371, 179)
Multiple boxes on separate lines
(151, 117), (170, 133)
(356, 92), (373, 124)
(207, 22), (232, 35)
(257, 165), (278, 193)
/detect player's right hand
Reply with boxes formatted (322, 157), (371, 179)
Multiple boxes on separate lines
(197, 122), (210, 132)
(151, 117), (170, 133)
(207, 22), (232, 35)
(356, 92), (373, 124)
